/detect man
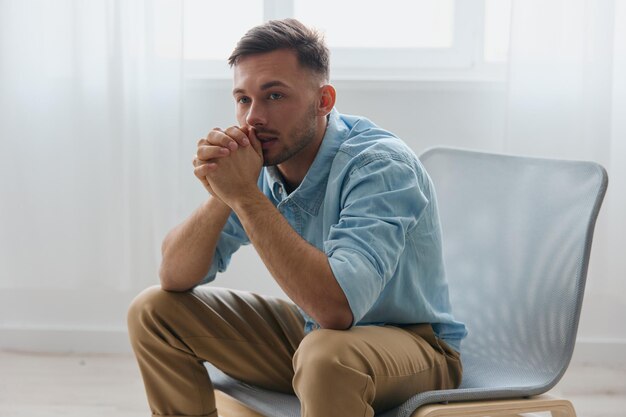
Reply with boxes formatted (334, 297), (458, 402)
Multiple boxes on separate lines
(128, 18), (467, 417)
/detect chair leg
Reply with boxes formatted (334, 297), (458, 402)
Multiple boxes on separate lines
(550, 399), (577, 417)
(412, 395), (576, 417)
(215, 390), (267, 417)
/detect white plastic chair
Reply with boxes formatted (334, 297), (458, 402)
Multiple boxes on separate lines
(207, 147), (608, 417)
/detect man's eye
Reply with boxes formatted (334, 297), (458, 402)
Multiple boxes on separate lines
(268, 93), (283, 100)
(237, 97), (250, 104)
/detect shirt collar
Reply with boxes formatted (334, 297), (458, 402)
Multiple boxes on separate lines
(263, 108), (347, 215)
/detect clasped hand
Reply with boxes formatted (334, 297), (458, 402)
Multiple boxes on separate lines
(193, 126), (263, 206)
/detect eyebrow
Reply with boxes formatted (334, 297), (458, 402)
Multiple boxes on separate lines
(232, 80), (291, 96)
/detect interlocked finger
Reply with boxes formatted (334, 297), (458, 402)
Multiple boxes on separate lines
(205, 126), (249, 150)
(194, 160), (217, 180)
(223, 126), (250, 147)
(197, 144), (230, 161)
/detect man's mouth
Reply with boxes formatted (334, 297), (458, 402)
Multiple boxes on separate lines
(256, 134), (278, 150)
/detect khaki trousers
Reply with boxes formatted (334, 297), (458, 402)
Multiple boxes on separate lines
(127, 286), (462, 417)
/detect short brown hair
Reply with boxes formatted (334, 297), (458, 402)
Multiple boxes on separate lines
(228, 18), (330, 81)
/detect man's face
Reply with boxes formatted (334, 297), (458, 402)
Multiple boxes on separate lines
(233, 49), (322, 167)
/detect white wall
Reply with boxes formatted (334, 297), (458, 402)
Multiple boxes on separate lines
(2, 79), (624, 363)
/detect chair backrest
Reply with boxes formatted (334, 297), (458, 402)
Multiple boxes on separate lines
(420, 147), (608, 393)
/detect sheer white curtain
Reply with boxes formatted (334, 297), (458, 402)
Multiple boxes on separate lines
(0, 0), (183, 335)
(1, 0), (624, 350)
(504, 0), (626, 339)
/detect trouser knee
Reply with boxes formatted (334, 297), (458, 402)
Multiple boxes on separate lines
(292, 329), (373, 396)
(127, 285), (178, 346)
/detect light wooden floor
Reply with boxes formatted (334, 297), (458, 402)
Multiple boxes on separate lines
(0, 350), (624, 417)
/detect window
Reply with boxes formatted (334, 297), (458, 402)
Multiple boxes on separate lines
(295, 0), (455, 49)
(155, 0), (511, 80)
(153, 0), (264, 77)
(484, 0), (512, 63)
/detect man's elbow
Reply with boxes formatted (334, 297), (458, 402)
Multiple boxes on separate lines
(318, 306), (353, 330)
(159, 264), (196, 292)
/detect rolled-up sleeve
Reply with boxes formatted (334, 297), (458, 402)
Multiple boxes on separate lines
(201, 212), (249, 284)
(324, 155), (428, 324)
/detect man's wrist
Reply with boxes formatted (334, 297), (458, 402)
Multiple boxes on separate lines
(229, 187), (266, 214)
(203, 195), (232, 217)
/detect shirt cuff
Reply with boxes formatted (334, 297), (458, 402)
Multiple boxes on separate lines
(327, 247), (383, 325)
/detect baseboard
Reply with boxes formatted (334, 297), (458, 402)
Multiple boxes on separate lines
(1, 327), (625, 366)
(0, 326), (132, 354)
(570, 337), (626, 366)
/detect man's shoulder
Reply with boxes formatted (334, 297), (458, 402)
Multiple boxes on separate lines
(334, 112), (419, 170)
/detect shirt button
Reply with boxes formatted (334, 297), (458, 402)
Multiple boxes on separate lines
(278, 185), (284, 194)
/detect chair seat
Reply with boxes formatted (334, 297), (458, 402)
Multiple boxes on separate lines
(209, 364), (577, 417)
(208, 363), (403, 417)
(208, 364), (300, 417)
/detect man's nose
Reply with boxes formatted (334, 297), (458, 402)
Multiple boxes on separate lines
(246, 103), (266, 127)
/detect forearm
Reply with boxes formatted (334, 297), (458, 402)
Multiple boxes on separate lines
(160, 196), (232, 291)
(232, 190), (353, 329)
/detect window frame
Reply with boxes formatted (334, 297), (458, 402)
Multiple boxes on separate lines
(179, 0), (507, 82)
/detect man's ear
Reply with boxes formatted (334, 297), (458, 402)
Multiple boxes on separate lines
(317, 84), (336, 116)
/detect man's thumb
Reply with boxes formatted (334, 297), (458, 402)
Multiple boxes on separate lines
(248, 127), (263, 155)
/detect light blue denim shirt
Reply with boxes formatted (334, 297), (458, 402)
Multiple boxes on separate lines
(204, 109), (468, 352)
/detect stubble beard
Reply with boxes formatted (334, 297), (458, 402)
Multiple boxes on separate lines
(262, 104), (319, 167)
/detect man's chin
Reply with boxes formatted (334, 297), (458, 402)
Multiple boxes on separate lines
(263, 160), (283, 167)
(261, 153), (287, 167)
(262, 157), (279, 167)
